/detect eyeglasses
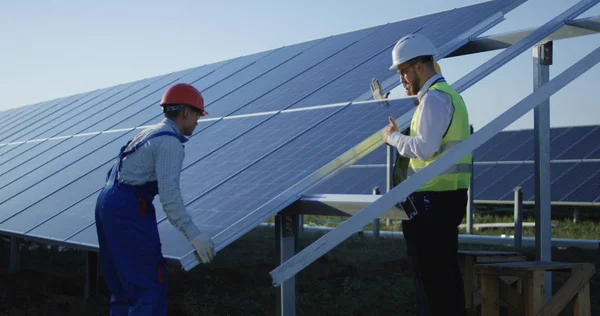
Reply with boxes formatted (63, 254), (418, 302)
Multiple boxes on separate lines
(397, 60), (419, 77)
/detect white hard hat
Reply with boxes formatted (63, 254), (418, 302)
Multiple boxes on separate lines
(389, 33), (438, 70)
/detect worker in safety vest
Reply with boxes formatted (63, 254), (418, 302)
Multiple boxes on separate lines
(376, 33), (472, 316)
(95, 83), (216, 315)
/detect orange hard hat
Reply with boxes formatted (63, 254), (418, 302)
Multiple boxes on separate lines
(160, 83), (207, 116)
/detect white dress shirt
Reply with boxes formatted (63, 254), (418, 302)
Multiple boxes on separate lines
(387, 74), (454, 160)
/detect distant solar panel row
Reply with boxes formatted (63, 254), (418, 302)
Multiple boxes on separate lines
(0, 0), (521, 268)
(308, 125), (600, 203)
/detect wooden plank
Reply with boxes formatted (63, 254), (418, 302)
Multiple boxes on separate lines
(464, 255), (477, 316)
(481, 275), (500, 316)
(459, 250), (523, 256)
(536, 263), (594, 316)
(477, 255), (527, 264)
(574, 283), (591, 316)
(498, 279), (522, 314)
(523, 271), (545, 315)
(475, 261), (584, 276)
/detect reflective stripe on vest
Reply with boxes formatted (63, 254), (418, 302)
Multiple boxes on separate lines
(407, 163), (472, 176)
(407, 79), (472, 192)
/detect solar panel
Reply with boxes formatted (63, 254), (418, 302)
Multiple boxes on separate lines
(0, 0), (523, 270)
(472, 131), (517, 158)
(555, 125), (600, 159)
(0, 96), (80, 140)
(563, 166), (600, 202)
(0, 100), (49, 129)
(550, 125), (598, 159)
(0, 83), (131, 144)
(121, 40), (325, 129)
(202, 27), (384, 118)
(477, 130), (530, 161)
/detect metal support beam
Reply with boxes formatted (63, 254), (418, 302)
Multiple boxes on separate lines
(573, 208), (580, 224)
(84, 251), (99, 299)
(275, 214), (298, 316)
(448, 16), (600, 57)
(372, 187), (380, 239)
(386, 145), (394, 227)
(9, 236), (20, 274)
(298, 215), (304, 234)
(533, 41), (553, 302)
(466, 125), (475, 234)
(514, 186), (523, 250)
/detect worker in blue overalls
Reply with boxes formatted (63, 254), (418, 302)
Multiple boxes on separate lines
(95, 83), (216, 315)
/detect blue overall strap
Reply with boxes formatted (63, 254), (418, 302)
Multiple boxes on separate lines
(105, 131), (181, 186)
(120, 131), (183, 158)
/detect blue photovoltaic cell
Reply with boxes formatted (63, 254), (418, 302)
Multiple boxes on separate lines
(564, 168), (600, 202)
(287, 0), (511, 110)
(355, 144), (387, 165)
(0, 80), (153, 173)
(0, 100), (51, 130)
(555, 126), (600, 159)
(471, 164), (520, 200)
(106, 50), (278, 131)
(552, 162), (600, 201)
(585, 145), (600, 159)
(6, 79), (152, 144)
(27, 77), (165, 141)
(0, 131), (134, 219)
(473, 131), (519, 159)
(518, 162), (585, 202)
(550, 126), (597, 159)
(0, 136), (97, 195)
(56, 69), (199, 136)
(501, 128), (567, 161)
(476, 164), (533, 200)
(0, 130), (137, 232)
(0, 137), (90, 183)
(0, 85), (120, 144)
(0, 95), (82, 142)
(307, 166), (387, 195)
(0, 97), (74, 137)
(476, 131), (529, 161)
(1, 82), (135, 143)
(230, 15), (441, 116)
(201, 27), (380, 118)
(121, 42), (322, 129)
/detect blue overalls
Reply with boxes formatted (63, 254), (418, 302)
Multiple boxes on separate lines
(95, 131), (184, 315)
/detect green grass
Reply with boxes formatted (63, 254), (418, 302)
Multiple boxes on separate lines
(0, 215), (598, 315)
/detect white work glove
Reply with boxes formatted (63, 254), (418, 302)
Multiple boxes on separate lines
(190, 232), (215, 264)
(370, 78), (390, 105)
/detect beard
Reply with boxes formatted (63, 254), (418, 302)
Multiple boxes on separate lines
(403, 76), (422, 96)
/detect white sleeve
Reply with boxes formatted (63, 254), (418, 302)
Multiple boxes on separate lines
(154, 137), (201, 241)
(386, 91), (453, 160)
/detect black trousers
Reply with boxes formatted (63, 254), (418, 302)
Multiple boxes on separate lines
(402, 189), (467, 316)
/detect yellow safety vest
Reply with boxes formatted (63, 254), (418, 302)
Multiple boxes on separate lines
(393, 79), (472, 192)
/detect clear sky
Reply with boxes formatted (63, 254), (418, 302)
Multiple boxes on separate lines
(1, 0), (599, 131)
